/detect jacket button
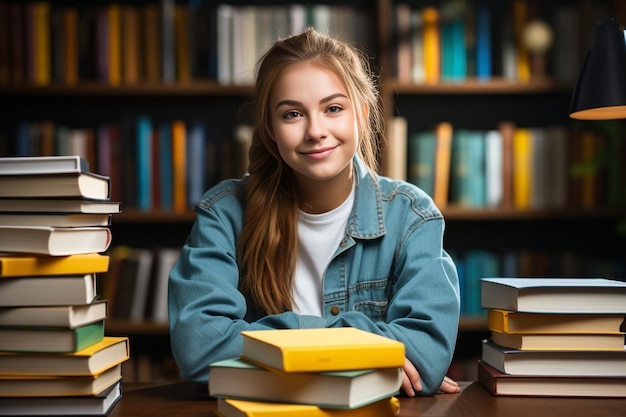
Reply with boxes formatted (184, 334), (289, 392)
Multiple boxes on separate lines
(330, 305), (340, 315)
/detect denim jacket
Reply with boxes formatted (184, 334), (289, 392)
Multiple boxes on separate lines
(168, 157), (460, 395)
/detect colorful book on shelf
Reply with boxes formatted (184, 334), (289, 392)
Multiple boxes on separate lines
(487, 309), (625, 334)
(0, 213), (111, 227)
(0, 363), (121, 397)
(0, 156), (90, 175)
(433, 121), (453, 209)
(384, 116), (407, 181)
(216, 396), (400, 417)
(407, 130), (436, 197)
(0, 198), (120, 214)
(0, 226), (112, 256)
(477, 360), (626, 398)
(422, 7), (440, 84)
(481, 339), (626, 377)
(0, 320), (104, 353)
(0, 273), (98, 306)
(209, 357), (402, 409)
(0, 336), (129, 376)
(0, 300), (107, 328)
(480, 277), (626, 314)
(0, 253), (110, 277)
(489, 331), (626, 351)
(0, 380), (121, 416)
(240, 327), (405, 373)
(0, 172), (111, 200)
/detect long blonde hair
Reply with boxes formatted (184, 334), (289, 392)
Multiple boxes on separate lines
(237, 27), (385, 315)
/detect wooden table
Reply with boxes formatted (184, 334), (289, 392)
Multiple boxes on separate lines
(109, 380), (626, 417)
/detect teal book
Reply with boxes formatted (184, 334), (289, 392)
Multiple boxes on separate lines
(135, 115), (153, 211)
(0, 320), (105, 353)
(466, 130), (486, 208)
(408, 130), (436, 197)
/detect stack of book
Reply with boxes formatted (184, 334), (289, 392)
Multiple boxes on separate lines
(209, 327), (405, 416)
(0, 156), (129, 416)
(477, 277), (626, 397)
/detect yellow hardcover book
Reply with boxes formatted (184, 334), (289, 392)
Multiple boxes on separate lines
(422, 7), (440, 84)
(172, 120), (187, 213)
(0, 253), (110, 277)
(512, 127), (532, 209)
(0, 363), (122, 397)
(216, 396), (400, 417)
(107, 4), (122, 86)
(488, 309), (625, 334)
(33, 1), (51, 85)
(240, 328), (405, 373)
(490, 331), (626, 351)
(121, 4), (140, 84)
(433, 121), (453, 209)
(513, 0), (530, 82)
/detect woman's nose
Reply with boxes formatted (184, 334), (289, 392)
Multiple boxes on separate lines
(306, 115), (328, 141)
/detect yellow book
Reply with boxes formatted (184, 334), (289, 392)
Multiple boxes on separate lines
(107, 4), (122, 85)
(216, 396), (400, 417)
(63, 7), (79, 85)
(513, 0), (530, 82)
(32, 2), (51, 85)
(490, 331), (626, 351)
(512, 127), (532, 209)
(488, 309), (625, 334)
(0, 363), (122, 397)
(0, 253), (110, 277)
(172, 120), (187, 213)
(433, 121), (453, 209)
(240, 328), (405, 373)
(0, 336), (129, 376)
(422, 7), (440, 84)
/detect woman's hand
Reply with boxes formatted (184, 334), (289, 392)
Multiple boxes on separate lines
(401, 358), (460, 396)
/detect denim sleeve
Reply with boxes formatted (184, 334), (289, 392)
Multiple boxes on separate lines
(167, 201), (328, 384)
(321, 218), (461, 395)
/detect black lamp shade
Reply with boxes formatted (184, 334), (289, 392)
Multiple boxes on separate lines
(569, 18), (626, 120)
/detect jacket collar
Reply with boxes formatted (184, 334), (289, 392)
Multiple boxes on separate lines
(348, 156), (386, 240)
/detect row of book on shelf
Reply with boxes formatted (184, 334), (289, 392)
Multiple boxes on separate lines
(0, 155), (129, 416)
(0, 0), (372, 87)
(6, 117), (253, 212)
(477, 276), (626, 397)
(392, 0), (596, 84)
(387, 117), (626, 211)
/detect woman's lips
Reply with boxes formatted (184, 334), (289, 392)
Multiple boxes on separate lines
(302, 146), (337, 160)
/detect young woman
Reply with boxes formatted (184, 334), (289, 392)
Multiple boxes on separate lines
(168, 27), (461, 396)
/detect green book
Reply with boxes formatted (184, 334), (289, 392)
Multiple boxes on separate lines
(0, 320), (105, 353)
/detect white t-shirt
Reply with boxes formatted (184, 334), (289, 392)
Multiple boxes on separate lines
(293, 187), (355, 316)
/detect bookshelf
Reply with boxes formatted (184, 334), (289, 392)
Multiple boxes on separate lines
(1, 0), (625, 382)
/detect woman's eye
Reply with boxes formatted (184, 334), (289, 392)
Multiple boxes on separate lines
(284, 111), (301, 119)
(327, 105), (343, 114)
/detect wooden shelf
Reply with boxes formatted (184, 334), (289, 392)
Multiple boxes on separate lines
(0, 82), (254, 97)
(386, 77), (574, 95)
(114, 210), (197, 224)
(441, 207), (626, 221)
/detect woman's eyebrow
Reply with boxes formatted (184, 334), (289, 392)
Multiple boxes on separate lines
(275, 93), (349, 109)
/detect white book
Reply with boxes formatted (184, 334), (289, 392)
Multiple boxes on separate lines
(0, 274), (97, 306)
(0, 156), (89, 175)
(0, 199), (121, 214)
(0, 226), (112, 256)
(0, 381), (121, 416)
(0, 300), (107, 328)
(485, 129), (503, 207)
(151, 248), (180, 323)
(481, 277), (626, 314)
(217, 4), (234, 85)
(129, 248), (154, 321)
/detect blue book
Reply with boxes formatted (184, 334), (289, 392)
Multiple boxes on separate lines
(136, 116), (152, 211)
(187, 121), (206, 207)
(159, 121), (173, 211)
(408, 130), (436, 197)
(466, 130), (486, 208)
(476, 4), (492, 79)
